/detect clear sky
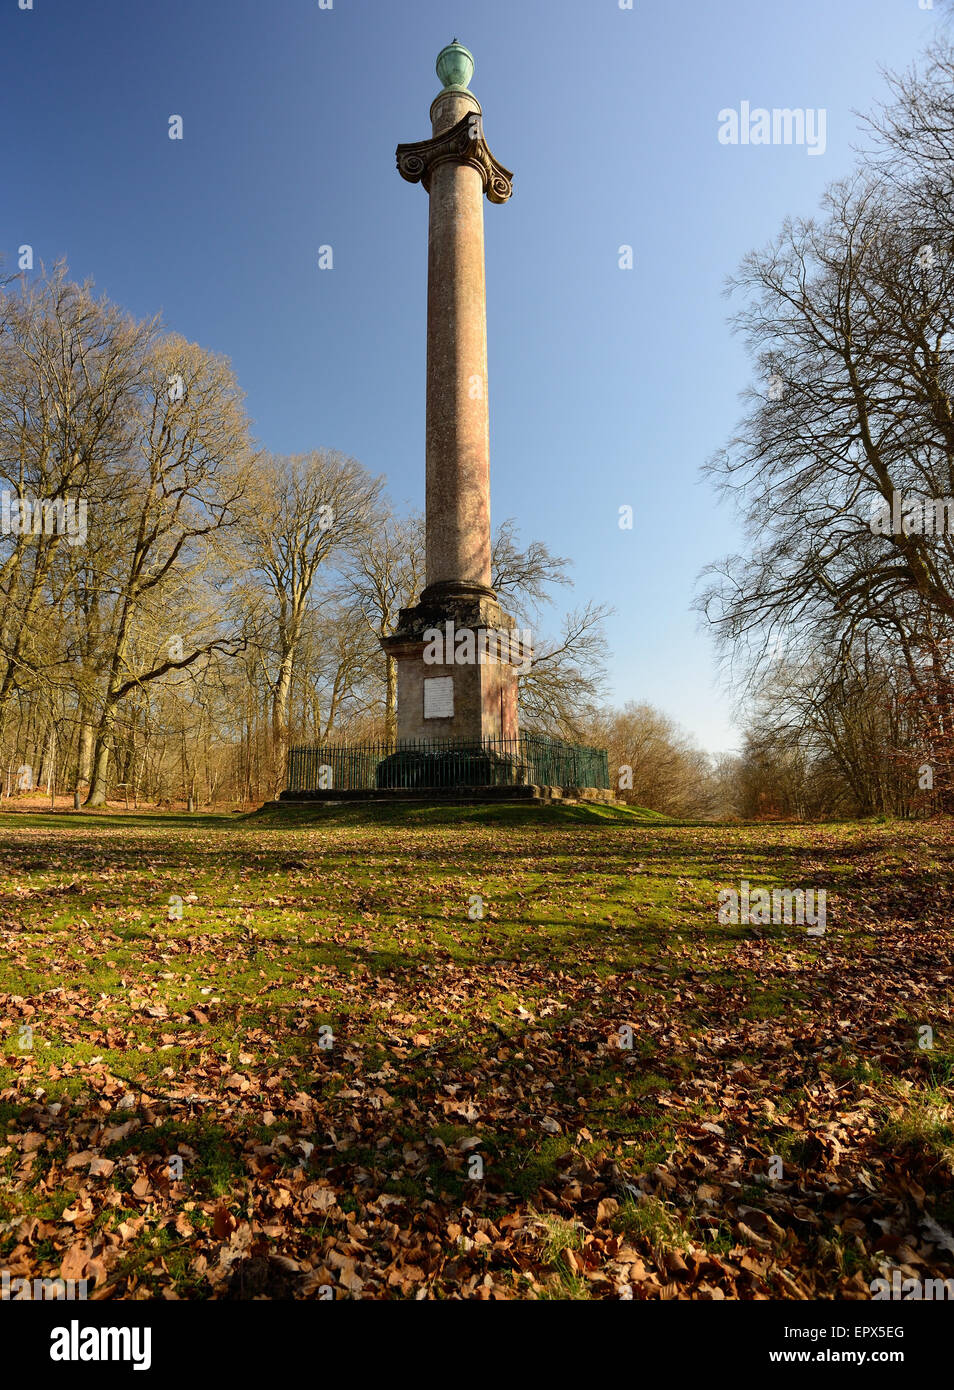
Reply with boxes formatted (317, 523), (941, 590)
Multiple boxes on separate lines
(2, 0), (945, 752)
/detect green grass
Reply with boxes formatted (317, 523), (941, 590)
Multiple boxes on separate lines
(0, 807), (952, 1298)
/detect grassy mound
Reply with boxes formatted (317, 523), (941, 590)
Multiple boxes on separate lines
(253, 799), (676, 828)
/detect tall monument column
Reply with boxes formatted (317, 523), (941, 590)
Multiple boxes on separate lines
(384, 42), (527, 746)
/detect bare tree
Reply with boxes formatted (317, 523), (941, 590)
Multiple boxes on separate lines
(240, 451), (382, 785)
(490, 520), (611, 736)
(587, 701), (716, 818)
(692, 42), (954, 820)
(335, 509), (425, 739)
(0, 264), (154, 745)
(85, 332), (253, 805)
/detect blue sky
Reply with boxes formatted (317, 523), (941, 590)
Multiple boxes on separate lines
(2, 0), (945, 751)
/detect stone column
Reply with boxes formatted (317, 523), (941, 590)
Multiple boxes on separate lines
(386, 41), (525, 747)
(424, 87), (491, 598)
(396, 40), (512, 603)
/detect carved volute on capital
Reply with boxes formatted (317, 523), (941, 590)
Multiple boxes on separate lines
(396, 111), (514, 205)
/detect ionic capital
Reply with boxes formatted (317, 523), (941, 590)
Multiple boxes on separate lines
(396, 112), (513, 204)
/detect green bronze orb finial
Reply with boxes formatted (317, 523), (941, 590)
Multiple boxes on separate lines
(436, 39), (474, 91)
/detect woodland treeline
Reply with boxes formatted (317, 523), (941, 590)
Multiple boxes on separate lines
(607, 42), (954, 822)
(699, 39), (954, 819)
(0, 264), (610, 806)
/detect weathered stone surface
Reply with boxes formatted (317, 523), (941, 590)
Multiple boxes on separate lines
(382, 634), (519, 743)
(423, 93), (498, 594)
(381, 591), (524, 742)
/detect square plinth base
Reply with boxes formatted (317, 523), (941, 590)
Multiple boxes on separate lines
(388, 641), (520, 743)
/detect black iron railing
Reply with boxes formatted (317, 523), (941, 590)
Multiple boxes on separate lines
(286, 734), (610, 792)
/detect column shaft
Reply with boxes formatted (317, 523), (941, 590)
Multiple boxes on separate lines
(424, 97), (492, 595)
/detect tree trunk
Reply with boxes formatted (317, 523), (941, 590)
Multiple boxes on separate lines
(385, 654), (397, 742)
(77, 718), (95, 784)
(272, 646), (295, 789)
(85, 712), (114, 807)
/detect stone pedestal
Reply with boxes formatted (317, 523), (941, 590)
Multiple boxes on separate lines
(382, 592), (527, 744)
